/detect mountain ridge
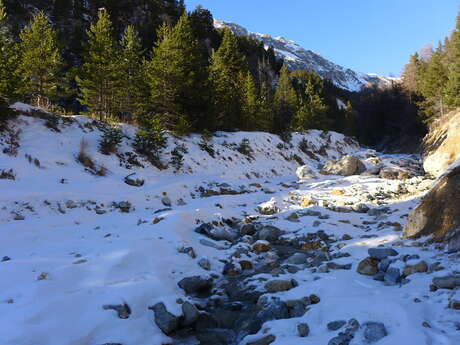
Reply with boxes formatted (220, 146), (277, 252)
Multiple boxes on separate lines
(214, 19), (395, 92)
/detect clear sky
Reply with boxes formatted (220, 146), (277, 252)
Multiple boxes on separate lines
(184, 0), (460, 77)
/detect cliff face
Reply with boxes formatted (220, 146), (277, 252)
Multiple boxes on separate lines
(423, 109), (460, 177)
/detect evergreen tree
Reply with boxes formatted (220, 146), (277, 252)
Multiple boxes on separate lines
(445, 12), (460, 109)
(418, 44), (448, 121)
(0, 0), (20, 104)
(18, 11), (62, 108)
(147, 13), (211, 134)
(210, 28), (247, 130)
(291, 79), (329, 131)
(343, 101), (357, 137)
(401, 53), (422, 103)
(77, 9), (119, 121)
(242, 71), (259, 130)
(117, 25), (147, 122)
(273, 64), (297, 133)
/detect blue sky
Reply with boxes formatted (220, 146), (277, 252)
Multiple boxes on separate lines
(184, 0), (460, 77)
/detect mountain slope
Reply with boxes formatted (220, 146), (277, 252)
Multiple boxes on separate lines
(214, 19), (393, 92)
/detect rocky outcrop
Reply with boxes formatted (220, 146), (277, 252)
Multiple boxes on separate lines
(320, 155), (366, 176)
(404, 164), (460, 252)
(423, 109), (460, 177)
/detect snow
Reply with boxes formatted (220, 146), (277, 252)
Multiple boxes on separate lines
(0, 109), (458, 345)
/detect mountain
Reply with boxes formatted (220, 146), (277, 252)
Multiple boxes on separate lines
(214, 19), (394, 92)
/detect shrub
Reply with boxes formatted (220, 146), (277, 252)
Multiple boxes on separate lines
(298, 138), (309, 154)
(170, 144), (188, 172)
(237, 138), (253, 157)
(77, 139), (107, 176)
(99, 125), (123, 155)
(199, 130), (215, 158)
(0, 169), (15, 180)
(133, 118), (167, 169)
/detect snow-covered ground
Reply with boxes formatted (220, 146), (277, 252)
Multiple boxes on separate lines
(0, 107), (459, 345)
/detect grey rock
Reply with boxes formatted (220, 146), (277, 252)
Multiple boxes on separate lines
(256, 296), (289, 323)
(328, 335), (352, 345)
(246, 334), (276, 345)
(432, 275), (460, 290)
(368, 248), (398, 260)
(150, 302), (178, 335)
(102, 303), (131, 319)
(328, 320), (347, 331)
(161, 196), (172, 207)
(361, 321), (388, 343)
(378, 258), (391, 272)
(297, 323), (310, 337)
(117, 201), (132, 213)
(177, 276), (212, 295)
(373, 271), (385, 281)
(384, 267), (401, 285)
(265, 279), (295, 293)
(403, 261), (428, 276)
(320, 155), (366, 176)
(124, 173), (144, 187)
(181, 301), (199, 326)
(258, 226), (282, 243)
(240, 223), (257, 236)
(286, 252), (308, 265)
(198, 258), (211, 271)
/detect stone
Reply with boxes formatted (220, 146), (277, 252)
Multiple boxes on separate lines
(320, 155), (366, 176)
(252, 240), (271, 253)
(357, 257), (379, 275)
(2, 256), (11, 262)
(327, 262), (352, 270)
(373, 272), (385, 281)
(124, 173), (144, 187)
(380, 168), (413, 180)
(286, 299), (307, 317)
(286, 212), (300, 222)
(328, 335), (352, 345)
(403, 261), (428, 276)
(309, 294), (321, 304)
(265, 279), (295, 292)
(197, 329), (234, 345)
(246, 335), (276, 345)
(198, 258), (211, 271)
(239, 260), (253, 270)
(181, 301), (200, 326)
(240, 223), (257, 236)
(378, 258), (391, 272)
(257, 198), (280, 215)
(257, 225), (282, 242)
(150, 302), (178, 335)
(328, 320), (347, 331)
(297, 323), (310, 337)
(361, 321), (388, 343)
(177, 276), (212, 295)
(384, 267), (401, 285)
(449, 300), (460, 310)
(102, 303), (131, 319)
(286, 252), (308, 265)
(404, 165), (460, 251)
(432, 275), (460, 290)
(256, 296), (289, 323)
(161, 196), (172, 207)
(368, 248), (398, 260)
(117, 201), (131, 213)
(296, 165), (317, 179)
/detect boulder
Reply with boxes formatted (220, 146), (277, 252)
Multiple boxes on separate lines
(265, 279), (295, 293)
(296, 165), (317, 179)
(379, 168), (413, 180)
(124, 173), (144, 187)
(320, 155), (366, 176)
(252, 240), (271, 253)
(368, 248), (398, 260)
(357, 257), (379, 276)
(257, 198), (280, 215)
(150, 303), (178, 335)
(404, 164), (460, 252)
(177, 276), (212, 295)
(361, 322), (388, 343)
(257, 226), (282, 243)
(432, 275), (460, 290)
(297, 323), (310, 337)
(246, 335), (276, 345)
(403, 261), (428, 276)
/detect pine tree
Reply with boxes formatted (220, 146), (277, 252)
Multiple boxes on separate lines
(242, 71), (259, 130)
(445, 12), (460, 109)
(291, 79), (329, 131)
(344, 101), (357, 137)
(401, 53), (422, 103)
(147, 13), (211, 134)
(117, 25), (147, 122)
(0, 0), (20, 104)
(77, 9), (120, 121)
(418, 44), (448, 121)
(273, 64), (297, 133)
(18, 11), (62, 108)
(210, 28), (248, 130)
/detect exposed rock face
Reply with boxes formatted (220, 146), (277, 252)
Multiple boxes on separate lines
(320, 155), (366, 176)
(404, 165), (460, 252)
(423, 110), (460, 177)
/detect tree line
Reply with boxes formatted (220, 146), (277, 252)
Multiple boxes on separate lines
(402, 11), (460, 123)
(0, 0), (355, 141)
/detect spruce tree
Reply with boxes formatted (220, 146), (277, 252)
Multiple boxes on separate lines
(147, 13), (210, 134)
(242, 71), (259, 130)
(418, 44), (448, 121)
(273, 64), (297, 133)
(210, 28), (248, 130)
(291, 79), (329, 131)
(18, 11), (62, 108)
(77, 9), (119, 121)
(445, 12), (460, 109)
(117, 25), (147, 122)
(0, 0), (20, 104)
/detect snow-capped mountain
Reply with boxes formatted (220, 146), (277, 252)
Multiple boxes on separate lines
(214, 19), (393, 92)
